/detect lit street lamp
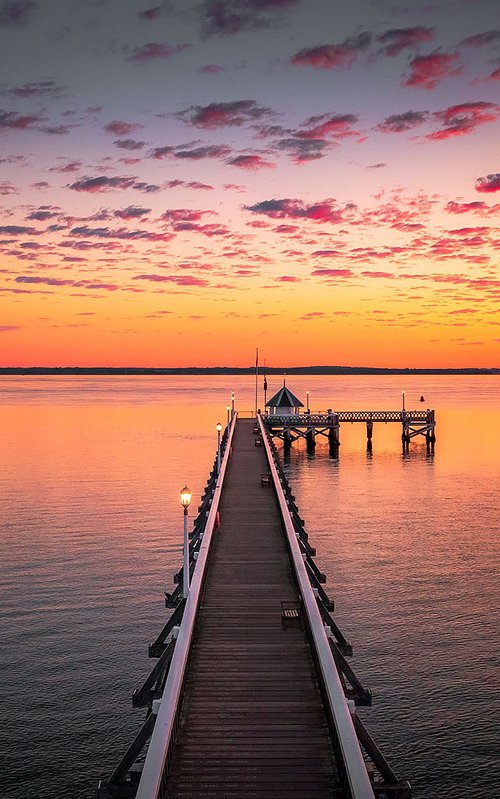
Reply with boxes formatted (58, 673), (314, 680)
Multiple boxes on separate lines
(231, 391), (235, 419)
(226, 405), (231, 426)
(180, 485), (192, 599)
(216, 422), (222, 475)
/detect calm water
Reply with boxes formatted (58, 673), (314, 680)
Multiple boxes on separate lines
(1, 376), (499, 798)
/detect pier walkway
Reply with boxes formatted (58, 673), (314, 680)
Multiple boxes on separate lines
(98, 413), (411, 799)
(164, 417), (338, 798)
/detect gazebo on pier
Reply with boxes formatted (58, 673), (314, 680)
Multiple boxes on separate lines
(265, 382), (304, 416)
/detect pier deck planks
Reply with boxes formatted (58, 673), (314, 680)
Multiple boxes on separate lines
(165, 418), (339, 798)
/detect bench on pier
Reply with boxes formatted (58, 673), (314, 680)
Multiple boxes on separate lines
(252, 425), (259, 434)
(261, 472), (272, 487)
(254, 437), (262, 447)
(281, 600), (302, 628)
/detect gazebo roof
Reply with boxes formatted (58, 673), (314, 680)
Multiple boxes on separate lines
(266, 385), (304, 408)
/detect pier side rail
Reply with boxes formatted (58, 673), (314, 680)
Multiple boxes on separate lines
(266, 410), (430, 425)
(258, 414), (375, 799)
(135, 412), (238, 799)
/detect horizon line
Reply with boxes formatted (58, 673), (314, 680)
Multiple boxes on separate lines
(0, 365), (498, 374)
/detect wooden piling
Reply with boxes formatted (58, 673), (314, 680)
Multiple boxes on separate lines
(306, 427), (316, 454)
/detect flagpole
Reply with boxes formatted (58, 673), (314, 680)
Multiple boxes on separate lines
(264, 360), (267, 414)
(254, 347), (259, 418)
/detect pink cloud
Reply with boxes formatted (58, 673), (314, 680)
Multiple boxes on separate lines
(428, 101), (498, 140)
(0, 180), (17, 195)
(273, 224), (298, 233)
(297, 113), (359, 140)
(104, 120), (142, 135)
(200, 0), (299, 36)
(199, 63), (225, 74)
(164, 180), (214, 191)
(129, 42), (188, 63)
(291, 33), (372, 69)
(161, 209), (212, 223)
(475, 174), (500, 193)
(113, 138), (145, 150)
(445, 200), (497, 215)
(114, 205), (151, 219)
(0, 224), (39, 235)
(180, 99), (272, 128)
(0, 109), (42, 129)
(460, 30), (500, 48)
(245, 197), (345, 223)
(227, 154), (275, 169)
(133, 273), (208, 287)
(137, 6), (161, 20)
(69, 175), (160, 193)
(6, 79), (64, 98)
(0, 1), (37, 27)
(69, 225), (173, 242)
(151, 144), (231, 160)
(403, 52), (462, 89)
(311, 268), (354, 278)
(49, 160), (82, 173)
(377, 110), (428, 133)
(377, 27), (434, 56)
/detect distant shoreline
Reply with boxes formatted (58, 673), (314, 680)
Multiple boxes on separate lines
(0, 367), (498, 376)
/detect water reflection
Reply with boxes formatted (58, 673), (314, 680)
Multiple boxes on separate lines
(0, 375), (498, 799)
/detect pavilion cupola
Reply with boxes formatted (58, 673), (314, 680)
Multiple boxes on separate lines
(266, 381), (304, 416)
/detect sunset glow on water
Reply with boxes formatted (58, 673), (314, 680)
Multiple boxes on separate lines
(0, 376), (498, 798)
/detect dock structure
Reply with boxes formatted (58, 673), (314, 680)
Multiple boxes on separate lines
(97, 413), (411, 799)
(265, 410), (436, 455)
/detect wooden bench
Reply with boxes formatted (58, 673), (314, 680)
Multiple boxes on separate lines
(281, 600), (302, 627)
(254, 437), (262, 447)
(261, 472), (271, 487)
(252, 426), (259, 434)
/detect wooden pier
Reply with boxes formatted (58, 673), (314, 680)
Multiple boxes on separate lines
(265, 410), (436, 455)
(97, 414), (412, 799)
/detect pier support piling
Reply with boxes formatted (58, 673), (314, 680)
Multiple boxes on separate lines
(306, 427), (316, 455)
(328, 418), (340, 459)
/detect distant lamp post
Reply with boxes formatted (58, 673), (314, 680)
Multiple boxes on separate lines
(226, 405), (231, 426)
(306, 391), (310, 413)
(231, 391), (235, 419)
(180, 485), (192, 599)
(402, 390), (406, 414)
(216, 422), (222, 474)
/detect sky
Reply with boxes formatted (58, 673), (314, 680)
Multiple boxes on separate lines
(0, 0), (499, 368)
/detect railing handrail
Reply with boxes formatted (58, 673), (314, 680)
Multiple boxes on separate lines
(135, 412), (238, 799)
(258, 413), (375, 799)
(265, 410), (430, 423)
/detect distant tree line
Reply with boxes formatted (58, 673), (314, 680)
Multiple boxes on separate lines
(1, 366), (498, 376)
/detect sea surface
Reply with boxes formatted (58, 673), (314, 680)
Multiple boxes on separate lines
(0, 375), (498, 798)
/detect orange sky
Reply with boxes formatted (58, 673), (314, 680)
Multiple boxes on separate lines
(0, 0), (499, 367)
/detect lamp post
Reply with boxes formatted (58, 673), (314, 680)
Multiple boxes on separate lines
(306, 390), (310, 413)
(402, 390), (406, 414)
(231, 391), (235, 419)
(216, 422), (222, 475)
(226, 405), (231, 426)
(180, 485), (192, 599)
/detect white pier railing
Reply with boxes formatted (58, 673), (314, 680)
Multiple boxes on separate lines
(258, 414), (376, 799)
(135, 413), (238, 799)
